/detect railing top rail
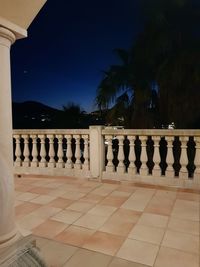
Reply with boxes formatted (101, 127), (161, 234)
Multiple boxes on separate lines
(13, 129), (89, 135)
(102, 129), (200, 136)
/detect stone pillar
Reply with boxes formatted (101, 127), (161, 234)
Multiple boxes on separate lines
(89, 126), (105, 179)
(0, 27), (17, 247)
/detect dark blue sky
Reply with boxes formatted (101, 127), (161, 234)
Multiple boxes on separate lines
(11, 0), (141, 112)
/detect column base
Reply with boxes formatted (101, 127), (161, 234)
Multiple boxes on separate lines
(0, 228), (19, 249)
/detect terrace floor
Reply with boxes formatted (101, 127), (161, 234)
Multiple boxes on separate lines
(14, 175), (200, 267)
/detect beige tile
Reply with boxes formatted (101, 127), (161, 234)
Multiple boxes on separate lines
(74, 213), (109, 230)
(18, 213), (46, 230)
(61, 191), (86, 200)
(100, 195), (128, 207)
(16, 192), (39, 201)
(47, 197), (74, 209)
(117, 238), (159, 266)
(66, 201), (95, 213)
(92, 186), (115, 196)
(171, 200), (200, 221)
(128, 224), (165, 245)
(155, 246), (199, 267)
(31, 206), (61, 219)
(88, 204), (117, 217)
(109, 258), (148, 267)
(29, 186), (53, 195)
(15, 202), (41, 219)
(168, 217), (199, 235)
(55, 225), (95, 246)
(162, 229), (199, 254)
(30, 195), (57, 204)
(100, 209), (140, 237)
(137, 213), (169, 228)
(33, 236), (50, 249)
(83, 231), (124, 256)
(122, 190), (154, 212)
(40, 240), (78, 267)
(145, 195), (175, 216)
(110, 190), (132, 197)
(48, 188), (68, 197)
(52, 210), (83, 224)
(80, 193), (105, 203)
(177, 192), (200, 202)
(63, 248), (112, 267)
(33, 219), (68, 238)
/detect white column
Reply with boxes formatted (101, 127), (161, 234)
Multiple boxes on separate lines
(165, 136), (174, 178)
(128, 136), (136, 174)
(56, 134), (64, 168)
(179, 136), (188, 179)
(82, 135), (89, 170)
(65, 135), (73, 169)
(30, 134), (38, 167)
(194, 137), (200, 183)
(14, 134), (22, 167)
(74, 135), (82, 169)
(152, 136), (161, 177)
(89, 126), (105, 178)
(22, 134), (30, 167)
(117, 135), (125, 174)
(0, 27), (17, 246)
(140, 136), (148, 176)
(47, 134), (55, 168)
(38, 134), (47, 168)
(105, 135), (114, 173)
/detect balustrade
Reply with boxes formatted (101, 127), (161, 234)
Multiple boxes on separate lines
(13, 128), (200, 188)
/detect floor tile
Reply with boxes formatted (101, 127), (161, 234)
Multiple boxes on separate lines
(47, 197), (74, 209)
(52, 210), (83, 224)
(145, 195), (175, 216)
(18, 213), (46, 230)
(33, 219), (68, 238)
(109, 257), (148, 267)
(66, 201), (95, 213)
(63, 248), (112, 267)
(30, 195), (57, 204)
(83, 231), (124, 256)
(154, 246), (199, 267)
(100, 195), (128, 207)
(137, 213), (169, 228)
(80, 193), (105, 203)
(55, 225), (95, 246)
(88, 204), (117, 217)
(176, 192), (200, 202)
(162, 229), (199, 254)
(29, 186), (53, 195)
(40, 239), (78, 267)
(128, 224), (165, 245)
(16, 192), (39, 201)
(171, 199), (199, 221)
(61, 191), (86, 200)
(167, 217), (199, 235)
(15, 202), (41, 219)
(121, 190), (154, 212)
(74, 213), (109, 230)
(117, 239), (159, 266)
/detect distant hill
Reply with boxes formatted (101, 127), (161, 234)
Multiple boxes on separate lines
(12, 101), (62, 129)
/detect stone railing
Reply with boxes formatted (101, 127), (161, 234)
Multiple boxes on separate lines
(13, 127), (200, 189)
(13, 129), (90, 177)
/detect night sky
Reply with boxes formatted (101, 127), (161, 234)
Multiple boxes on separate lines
(11, 0), (141, 112)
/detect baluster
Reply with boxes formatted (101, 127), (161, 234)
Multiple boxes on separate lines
(140, 136), (148, 176)
(194, 137), (200, 183)
(117, 135), (125, 173)
(56, 134), (64, 168)
(74, 135), (82, 169)
(128, 136), (136, 174)
(38, 134), (47, 167)
(14, 134), (22, 167)
(22, 134), (30, 167)
(179, 136), (189, 179)
(82, 135), (89, 170)
(152, 136), (161, 177)
(47, 134), (55, 168)
(65, 135), (73, 169)
(30, 134), (38, 167)
(165, 136), (174, 178)
(105, 135), (114, 172)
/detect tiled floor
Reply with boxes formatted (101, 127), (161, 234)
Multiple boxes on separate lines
(14, 175), (200, 267)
